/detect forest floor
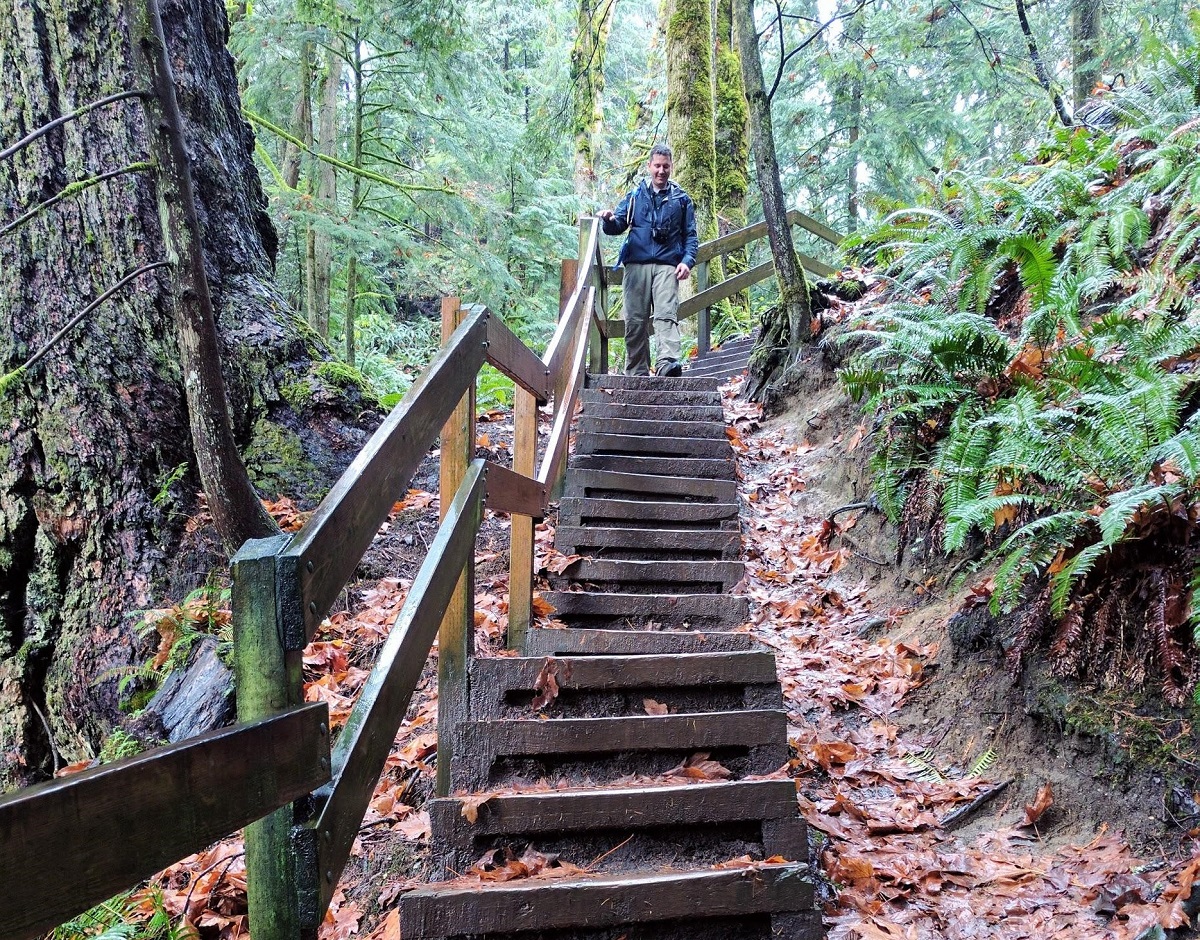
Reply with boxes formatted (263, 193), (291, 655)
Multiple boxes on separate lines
(132, 355), (1200, 940)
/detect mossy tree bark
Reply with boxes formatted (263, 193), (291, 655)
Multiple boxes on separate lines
(665, 0), (718, 245)
(1072, 0), (1101, 112)
(0, 0), (370, 788)
(311, 48), (340, 338)
(712, 0), (750, 321)
(732, 0), (813, 398)
(571, 0), (616, 199)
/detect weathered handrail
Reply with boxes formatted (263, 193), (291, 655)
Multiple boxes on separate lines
(277, 307), (490, 648)
(300, 461), (488, 920)
(228, 217), (611, 937)
(0, 703), (329, 940)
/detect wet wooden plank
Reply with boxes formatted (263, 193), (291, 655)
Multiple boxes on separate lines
(590, 374), (720, 392)
(430, 778), (797, 837)
(483, 461), (546, 519)
(485, 309), (551, 401)
(522, 628), (759, 656)
(471, 651), (777, 695)
(566, 455), (735, 482)
(580, 401), (725, 422)
(557, 498), (739, 527)
(576, 433), (732, 459)
(581, 387), (721, 406)
(398, 864), (814, 937)
(555, 525), (739, 554)
(540, 591), (749, 626)
(577, 416), (729, 440)
(480, 709), (785, 758)
(309, 463), (486, 918)
(0, 704), (329, 940)
(552, 557), (744, 590)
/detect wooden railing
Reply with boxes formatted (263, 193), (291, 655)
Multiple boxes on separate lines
(0, 207), (840, 940)
(604, 209), (843, 357)
(0, 217), (610, 940)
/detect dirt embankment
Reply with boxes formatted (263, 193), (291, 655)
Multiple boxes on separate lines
(763, 342), (1199, 861)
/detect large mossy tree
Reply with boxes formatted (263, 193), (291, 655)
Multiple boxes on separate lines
(0, 0), (369, 787)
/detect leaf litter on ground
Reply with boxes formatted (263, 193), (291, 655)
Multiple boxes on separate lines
(720, 377), (1200, 940)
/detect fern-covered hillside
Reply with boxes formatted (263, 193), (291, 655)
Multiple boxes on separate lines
(839, 41), (1200, 708)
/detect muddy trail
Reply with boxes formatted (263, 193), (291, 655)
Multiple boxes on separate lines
(130, 361), (1200, 940)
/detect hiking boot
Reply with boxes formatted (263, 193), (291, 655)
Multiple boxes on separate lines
(655, 358), (683, 378)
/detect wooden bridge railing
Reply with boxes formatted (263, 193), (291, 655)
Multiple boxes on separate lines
(0, 217), (610, 940)
(0, 205), (840, 940)
(603, 209), (843, 357)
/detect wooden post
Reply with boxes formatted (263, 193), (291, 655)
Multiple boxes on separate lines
(436, 297), (476, 797)
(695, 261), (711, 359)
(559, 258), (579, 320)
(233, 535), (313, 940)
(507, 386), (539, 650)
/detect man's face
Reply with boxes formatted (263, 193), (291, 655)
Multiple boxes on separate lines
(649, 154), (672, 189)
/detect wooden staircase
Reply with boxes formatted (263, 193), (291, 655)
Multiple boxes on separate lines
(399, 374), (821, 939)
(685, 332), (756, 382)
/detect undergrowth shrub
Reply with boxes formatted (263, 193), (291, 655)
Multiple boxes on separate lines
(841, 40), (1200, 706)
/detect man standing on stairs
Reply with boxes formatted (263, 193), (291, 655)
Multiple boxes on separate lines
(598, 143), (699, 378)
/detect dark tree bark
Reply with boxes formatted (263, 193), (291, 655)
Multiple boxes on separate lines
(0, 0), (371, 787)
(1072, 0), (1101, 112)
(732, 0), (813, 399)
(1015, 0), (1072, 127)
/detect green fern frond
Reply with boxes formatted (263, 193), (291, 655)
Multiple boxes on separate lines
(968, 748), (998, 776)
(903, 749), (947, 783)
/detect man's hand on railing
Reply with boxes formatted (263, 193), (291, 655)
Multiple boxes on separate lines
(597, 209), (615, 221)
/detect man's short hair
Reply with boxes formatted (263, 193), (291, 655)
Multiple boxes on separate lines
(649, 143), (673, 162)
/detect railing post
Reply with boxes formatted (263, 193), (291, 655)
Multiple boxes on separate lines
(507, 385), (539, 650)
(436, 296), (476, 797)
(233, 535), (311, 940)
(695, 260), (711, 359)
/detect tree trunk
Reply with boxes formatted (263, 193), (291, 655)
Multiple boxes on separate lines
(280, 42), (313, 191)
(732, 0), (813, 398)
(0, 0), (372, 788)
(1072, 0), (1101, 112)
(345, 35), (364, 367)
(311, 48), (340, 338)
(571, 0), (616, 198)
(665, 0), (718, 243)
(713, 0), (750, 323)
(1015, 0), (1072, 127)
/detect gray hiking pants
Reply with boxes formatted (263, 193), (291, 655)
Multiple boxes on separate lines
(622, 263), (681, 375)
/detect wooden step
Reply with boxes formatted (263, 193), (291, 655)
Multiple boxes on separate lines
(563, 469), (736, 502)
(427, 779), (806, 878)
(581, 388), (721, 407)
(580, 401), (725, 422)
(455, 710), (788, 790)
(577, 432), (733, 459)
(550, 558), (744, 593)
(558, 497), (739, 528)
(470, 651), (779, 717)
(577, 416), (729, 440)
(541, 591), (749, 628)
(523, 628), (759, 656)
(398, 865), (818, 939)
(589, 374), (720, 393)
(554, 525), (740, 559)
(567, 455), (736, 482)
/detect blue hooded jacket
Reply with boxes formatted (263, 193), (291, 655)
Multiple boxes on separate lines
(601, 180), (699, 270)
